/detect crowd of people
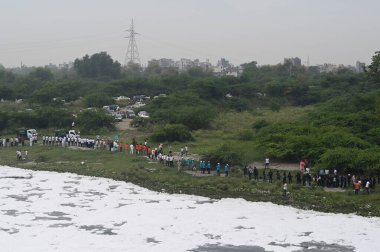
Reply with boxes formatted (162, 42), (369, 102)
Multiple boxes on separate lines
(2, 133), (378, 194)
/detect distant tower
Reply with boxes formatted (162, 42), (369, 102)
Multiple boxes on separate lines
(124, 19), (141, 65)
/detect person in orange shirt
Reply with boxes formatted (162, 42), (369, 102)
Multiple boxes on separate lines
(125, 143), (129, 154)
(354, 181), (361, 195)
(119, 142), (123, 152)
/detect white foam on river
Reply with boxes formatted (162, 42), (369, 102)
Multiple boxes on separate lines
(0, 166), (379, 252)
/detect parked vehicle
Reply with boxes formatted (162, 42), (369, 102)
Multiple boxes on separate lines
(67, 130), (80, 138)
(17, 128), (38, 142)
(131, 101), (146, 108)
(118, 111), (127, 119)
(115, 114), (123, 121)
(26, 129), (38, 139)
(109, 105), (120, 112)
(138, 111), (149, 118)
(132, 95), (150, 102)
(126, 110), (136, 119)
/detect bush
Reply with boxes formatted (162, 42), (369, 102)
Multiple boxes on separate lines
(83, 92), (115, 108)
(238, 129), (254, 141)
(269, 101), (281, 112)
(252, 119), (269, 130)
(6, 108), (73, 129)
(226, 97), (249, 112)
(151, 124), (193, 142)
(0, 112), (9, 131)
(76, 110), (115, 133)
(130, 117), (152, 128)
(206, 143), (242, 164)
(147, 92), (216, 130)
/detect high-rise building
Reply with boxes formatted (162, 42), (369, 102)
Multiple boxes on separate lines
(355, 61), (365, 73)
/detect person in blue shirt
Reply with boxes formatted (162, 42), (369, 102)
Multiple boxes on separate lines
(181, 158), (185, 171)
(224, 163), (229, 177)
(216, 163), (221, 176)
(207, 161), (211, 174)
(187, 158), (191, 171)
(192, 159), (197, 176)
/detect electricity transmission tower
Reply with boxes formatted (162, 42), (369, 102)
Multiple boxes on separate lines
(124, 19), (141, 65)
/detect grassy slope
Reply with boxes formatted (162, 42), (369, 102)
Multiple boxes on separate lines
(1, 143), (379, 217)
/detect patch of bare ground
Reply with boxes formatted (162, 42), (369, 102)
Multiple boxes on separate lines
(249, 162), (300, 171)
(115, 119), (134, 131)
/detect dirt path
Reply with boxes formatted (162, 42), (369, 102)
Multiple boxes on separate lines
(249, 162), (299, 171)
(115, 119), (134, 131)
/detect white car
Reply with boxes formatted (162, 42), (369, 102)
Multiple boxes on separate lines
(131, 102), (146, 108)
(115, 114), (123, 121)
(68, 130), (80, 138)
(138, 111), (149, 118)
(27, 129), (38, 139)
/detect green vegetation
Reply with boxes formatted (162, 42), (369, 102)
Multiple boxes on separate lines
(151, 124), (193, 142)
(1, 51), (380, 216)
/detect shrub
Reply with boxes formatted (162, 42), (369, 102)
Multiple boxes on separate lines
(252, 119), (269, 130)
(151, 124), (192, 142)
(206, 143), (242, 164)
(83, 92), (115, 108)
(76, 110), (115, 133)
(226, 97), (249, 112)
(130, 117), (152, 128)
(238, 129), (254, 141)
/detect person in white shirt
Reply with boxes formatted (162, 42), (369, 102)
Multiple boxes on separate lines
(283, 183), (287, 196)
(365, 180), (370, 194)
(265, 157), (270, 169)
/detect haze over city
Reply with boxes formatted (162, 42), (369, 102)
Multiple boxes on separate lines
(1, 0), (379, 68)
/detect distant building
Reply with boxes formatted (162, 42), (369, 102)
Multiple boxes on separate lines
(355, 61), (365, 73)
(318, 63), (339, 73)
(178, 58), (195, 72)
(217, 58), (233, 70)
(148, 58), (212, 73)
(284, 57), (302, 68)
(213, 58), (242, 77)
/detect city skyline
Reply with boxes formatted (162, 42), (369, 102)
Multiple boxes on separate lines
(1, 0), (379, 68)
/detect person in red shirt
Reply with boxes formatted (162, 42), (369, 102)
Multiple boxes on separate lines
(143, 145), (147, 155)
(300, 159), (305, 173)
(136, 144), (141, 155)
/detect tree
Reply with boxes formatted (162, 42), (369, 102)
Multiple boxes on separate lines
(83, 92), (115, 108)
(368, 51), (380, 81)
(74, 52), (121, 78)
(31, 84), (58, 104)
(123, 62), (143, 77)
(145, 61), (162, 75)
(241, 61), (258, 80)
(0, 68), (15, 83)
(28, 67), (53, 81)
(76, 110), (115, 133)
(151, 124), (193, 142)
(0, 85), (14, 100)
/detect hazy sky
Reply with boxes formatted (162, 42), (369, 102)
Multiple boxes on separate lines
(1, 0), (379, 68)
